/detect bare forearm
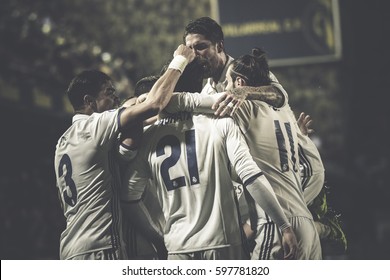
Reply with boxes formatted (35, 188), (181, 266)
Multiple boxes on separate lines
(120, 45), (194, 128)
(147, 68), (183, 112)
(147, 45), (194, 112)
(120, 101), (160, 129)
(119, 69), (184, 129)
(233, 85), (284, 108)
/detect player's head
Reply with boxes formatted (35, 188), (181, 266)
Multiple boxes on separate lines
(120, 75), (159, 108)
(225, 47), (272, 91)
(183, 17), (224, 46)
(174, 58), (206, 93)
(159, 57), (206, 93)
(134, 75), (160, 97)
(66, 70), (120, 113)
(183, 17), (226, 80)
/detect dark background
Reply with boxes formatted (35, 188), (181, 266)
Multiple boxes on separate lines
(1, 0), (389, 259)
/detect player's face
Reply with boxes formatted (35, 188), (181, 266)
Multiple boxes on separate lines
(95, 81), (120, 112)
(185, 33), (221, 78)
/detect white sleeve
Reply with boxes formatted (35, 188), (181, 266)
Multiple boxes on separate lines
(90, 109), (122, 147)
(269, 71), (289, 107)
(117, 142), (138, 162)
(297, 136), (325, 205)
(224, 118), (264, 184)
(224, 118), (290, 231)
(246, 175), (291, 231)
(121, 151), (150, 202)
(164, 92), (225, 114)
(303, 172), (325, 206)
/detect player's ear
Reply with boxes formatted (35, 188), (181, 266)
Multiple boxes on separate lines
(217, 41), (224, 53)
(84, 94), (94, 106)
(84, 94), (98, 111)
(236, 76), (247, 86)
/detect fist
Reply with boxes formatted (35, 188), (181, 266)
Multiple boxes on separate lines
(174, 44), (195, 63)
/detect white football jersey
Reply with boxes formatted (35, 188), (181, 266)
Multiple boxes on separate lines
(233, 101), (313, 223)
(297, 134), (325, 205)
(54, 110), (125, 259)
(197, 68), (324, 208)
(271, 85), (325, 206)
(282, 104), (325, 205)
(122, 112), (263, 254)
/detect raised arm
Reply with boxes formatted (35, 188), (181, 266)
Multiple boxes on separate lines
(119, 44), (195, 131)
(118, 44), (195, 153)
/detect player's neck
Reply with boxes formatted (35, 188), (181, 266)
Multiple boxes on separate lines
(212, 53), (228, 83)
(74, 106), (94, 115)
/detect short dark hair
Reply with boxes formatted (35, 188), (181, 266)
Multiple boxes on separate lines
(174, 58), (205, 93)
(134, 75), (160, 97)
(66, 70), (111, 110)
(159, 58), (205, 93)
(183, 17), (224, 44)
(230, 48), (272, 87)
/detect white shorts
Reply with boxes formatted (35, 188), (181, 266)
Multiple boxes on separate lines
(168, 244), (242, 260)
(252, 216), (322, 260)
(68, 247), (127, 260)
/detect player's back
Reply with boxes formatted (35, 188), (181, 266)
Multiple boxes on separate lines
(234, 101), (312, 223)
(54, 111), (124, 259)
(130, 111), (259, 254)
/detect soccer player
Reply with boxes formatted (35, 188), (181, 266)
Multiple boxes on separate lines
(296, 113), (347, 256)
(53, 44), (194, 260)
(182, 17), (325, 211)
(121, 58), (298, 260)
(165, 48), (322, 259)
(183, 17), (285, 107)
(120, 76), (167, 260)
(224, 49), (321, 259)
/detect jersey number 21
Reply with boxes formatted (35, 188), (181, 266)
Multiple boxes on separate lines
(156, 130), (200, 191)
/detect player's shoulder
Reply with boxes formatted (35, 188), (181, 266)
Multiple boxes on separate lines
(195, 113), (235, 125)
(212, 116), (240, 136)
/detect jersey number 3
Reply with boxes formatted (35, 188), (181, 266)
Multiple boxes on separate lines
(156, 130), (200, 191)
(58, 154), (78, 206)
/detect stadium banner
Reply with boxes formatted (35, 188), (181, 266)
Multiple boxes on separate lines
(210, 0), (342, 66)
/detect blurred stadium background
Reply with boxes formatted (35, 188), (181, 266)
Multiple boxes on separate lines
(0, 0), (389, 259)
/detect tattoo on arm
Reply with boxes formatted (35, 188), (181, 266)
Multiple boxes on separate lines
(232, 85), (284, 108)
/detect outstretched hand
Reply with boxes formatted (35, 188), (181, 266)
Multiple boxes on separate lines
(297, 112), (314, 136)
